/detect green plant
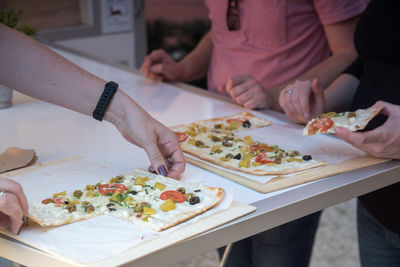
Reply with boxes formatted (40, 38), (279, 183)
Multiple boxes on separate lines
(0, 6), (36, 36)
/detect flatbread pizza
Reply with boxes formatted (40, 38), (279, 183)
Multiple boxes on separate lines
(29, 169), (224, 231)
(172, 112), (326, 175)
(303, 107), (383, 136)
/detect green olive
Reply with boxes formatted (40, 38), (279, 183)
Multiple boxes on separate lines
(81, 201), (91, 207)
(211, 136), (221, 142)
(73, 190), (83, 198)
(225, 153), (234, 159)
(177, 187), (186, 194)
(85, 184), (96, 191)
(84, 205), (95, 214)
(65, 204), (77, 213)
(134, 203), (144, 213)
(185, 193), (195, 201)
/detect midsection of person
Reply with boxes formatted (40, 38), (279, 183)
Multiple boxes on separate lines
(204, 0), (363, 94)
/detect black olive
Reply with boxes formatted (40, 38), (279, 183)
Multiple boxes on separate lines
(109, 208), (117, 212)
(194, 189), (201, 192)
(242, 120), (251, 128)
(303, 155), (312, 161)
(129, 190), (137, 195)
(64, 201), (69, 204)
(233, 153), (241, 160)
(106, 203), (115, 207)
(189, 196), (200, 205)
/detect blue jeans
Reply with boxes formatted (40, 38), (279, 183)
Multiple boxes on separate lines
(218, 211), (321, 267)
(358, 200), (400, 267)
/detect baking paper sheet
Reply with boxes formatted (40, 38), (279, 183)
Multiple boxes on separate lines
(186, 122), (366, 184)
(4, 159), (234, 263)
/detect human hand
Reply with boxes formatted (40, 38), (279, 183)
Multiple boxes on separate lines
(279, 78), (325, 124)
(140, 49), (183, 82)
(0, 178), (28, 234)
(219, 75), (271, 109)
(335, 101), (400, 159)
(108, 93), (185, 178)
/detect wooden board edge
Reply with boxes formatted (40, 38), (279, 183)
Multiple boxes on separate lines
(186, 154), (391, 194)
(0, 156), (82, 178)
(258, 156), (391, 193)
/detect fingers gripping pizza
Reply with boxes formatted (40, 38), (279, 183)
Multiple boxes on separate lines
(29, 170), (224, 231)
(303, 107), (383, 136)
(172, 112), (325, 175)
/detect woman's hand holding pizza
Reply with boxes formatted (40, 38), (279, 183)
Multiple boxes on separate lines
(219, 75), (271, 110)
(140, 49), (184, 82)
(0, 178), (28, 235)
(105, 91), (185, 179)
(279, 79), (325, 124)
(335, 101), (400, 159)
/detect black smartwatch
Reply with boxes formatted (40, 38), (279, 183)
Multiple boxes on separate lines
(92, 81), (118, 121)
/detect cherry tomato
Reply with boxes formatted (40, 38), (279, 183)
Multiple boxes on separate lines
(175, 132), (188, 143)
(160, 190), (186, 203)
(97, 184), (127, 195)
(308, 117), (334, 135)
(255, 152), (274, 164)
(41, 197), (65, 206)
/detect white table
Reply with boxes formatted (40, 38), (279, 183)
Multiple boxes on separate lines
(1, 48), (399, 267)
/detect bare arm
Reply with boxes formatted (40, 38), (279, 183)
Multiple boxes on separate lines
(141, 32), (213, 82)
(0, 23), (185, 178)
(269, 16), (359, 111)
(178, 32), (213, 81)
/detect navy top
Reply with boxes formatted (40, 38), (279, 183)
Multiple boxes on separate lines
(344, 0), (400, 234)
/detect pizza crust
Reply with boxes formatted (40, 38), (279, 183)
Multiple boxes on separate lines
(303, 107), (383, 136)
(171, 111), (272, 131)
(28, 170), (225, 231)
(182, 146), (325, 175)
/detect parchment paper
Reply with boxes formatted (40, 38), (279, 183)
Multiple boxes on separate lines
(186, 123), (366, 183)
(4, 159), (233, 263)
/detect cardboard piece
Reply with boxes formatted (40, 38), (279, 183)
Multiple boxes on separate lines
(0, 147), (36, 174)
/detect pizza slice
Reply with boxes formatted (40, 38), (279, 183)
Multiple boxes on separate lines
(303, 107), (383, 136)
(172, 112), (325, 175)
(28, 169), (224, 231)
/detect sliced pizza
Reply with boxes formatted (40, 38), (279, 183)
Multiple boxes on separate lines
(303, 107), (383, 136)
(172, 112), (325, 175)
(28, 169), (224, 231)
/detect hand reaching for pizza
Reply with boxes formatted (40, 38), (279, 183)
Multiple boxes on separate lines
(107, 91), (185, 179)
(335, 101), (400, 159)
(140, 49), (183, 81)
(0, 178), (28, 234)
(219, 75), (271, 109)
(279, 79), (325, 124)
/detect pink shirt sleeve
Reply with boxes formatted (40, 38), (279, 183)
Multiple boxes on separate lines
(314, 0), (367, 25)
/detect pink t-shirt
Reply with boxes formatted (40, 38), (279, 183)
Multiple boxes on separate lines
(204, 0), (366, 93)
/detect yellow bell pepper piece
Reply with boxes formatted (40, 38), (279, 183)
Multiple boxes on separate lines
(143, 207), (156, 215)
(154, 182), (166, 191)
(160, 199), (176, 212)
(53, 191), (66, 198)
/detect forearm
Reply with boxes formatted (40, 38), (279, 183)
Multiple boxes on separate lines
(178, 32), (213, 82)
(0, 23), (133, 122)
(269, 50), (357, 111)
(324, 73), (359, 112)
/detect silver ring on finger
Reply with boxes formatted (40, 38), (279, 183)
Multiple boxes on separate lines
(0, 191), (7, 199)
(286, 89), (293, 95)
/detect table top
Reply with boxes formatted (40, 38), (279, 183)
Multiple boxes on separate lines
(1, 47), (399, 267)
